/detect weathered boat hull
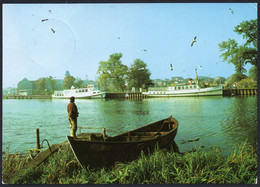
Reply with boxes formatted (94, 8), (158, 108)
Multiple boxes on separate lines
(67, 116), (178, 168)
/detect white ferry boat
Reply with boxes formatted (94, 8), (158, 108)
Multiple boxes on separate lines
(142, 68), (223, 97)
(52, 85), (106, 99)
(142, 84), (223, 97)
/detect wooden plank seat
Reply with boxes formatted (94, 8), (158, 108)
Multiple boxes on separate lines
(130, 131), (169, 136)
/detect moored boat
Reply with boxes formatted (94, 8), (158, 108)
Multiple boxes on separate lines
(142, 68), (223, 97)
(142, 84), (223, 97)
(67, 115), (178, 168)
(52, 85), (106, 99)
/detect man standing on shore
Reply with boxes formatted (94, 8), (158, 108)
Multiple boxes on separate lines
(67, 96), (79, 138)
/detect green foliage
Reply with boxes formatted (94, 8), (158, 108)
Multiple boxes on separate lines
(47, 76), (56, 93)
(218, 19), (257, 79)
(35, 78), (47, 94)
(74, 78), (84, 88)
(2, 142), (257, 184)
(128, 59), (151, 89)
(225, 73), (248, 87)
(237, 78), (257, 89)
(64, 75), (76, 89)
(248, 66), (257, 81)
(97, 53), (128, 92)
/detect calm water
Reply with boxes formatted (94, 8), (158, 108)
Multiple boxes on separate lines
(2, 96), (257, 154)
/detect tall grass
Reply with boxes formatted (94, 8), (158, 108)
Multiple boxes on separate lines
(2, 142), (257, 184)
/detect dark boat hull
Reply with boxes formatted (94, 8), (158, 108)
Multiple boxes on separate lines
(67, 116), (178, 168)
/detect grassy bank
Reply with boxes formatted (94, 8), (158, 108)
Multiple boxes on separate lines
(2, 142), (257, 184)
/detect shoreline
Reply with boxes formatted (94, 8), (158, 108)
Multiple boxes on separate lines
(2, 141), (257, 184)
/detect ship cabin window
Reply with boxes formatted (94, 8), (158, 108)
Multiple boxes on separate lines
(186, 86), (188, 89)
(93, 92), (96, 94)
(85, 89), (88, 92)
(178, 86), (181, 90)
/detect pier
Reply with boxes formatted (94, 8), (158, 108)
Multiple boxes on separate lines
(222, 89), (257, 96)
(2, 95), (51, 99)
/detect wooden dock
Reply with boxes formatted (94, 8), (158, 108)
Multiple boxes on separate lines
(223, 89), (257, 96)
(2, 95), (51, 99)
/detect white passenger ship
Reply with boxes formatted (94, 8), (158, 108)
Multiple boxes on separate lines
(52, 85), (106, 99)
(142, 84), (222, 97)
(142, 69), (223, 97)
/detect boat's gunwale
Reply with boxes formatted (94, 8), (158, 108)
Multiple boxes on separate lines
(67, 116), (178, 144)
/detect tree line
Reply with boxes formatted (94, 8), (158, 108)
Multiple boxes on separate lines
(34, 54), (152, 94)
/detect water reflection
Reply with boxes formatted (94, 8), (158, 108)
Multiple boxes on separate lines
(220, 96), (257, 148)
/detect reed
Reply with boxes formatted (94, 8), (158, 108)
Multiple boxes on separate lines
(2, 142), (257, 184)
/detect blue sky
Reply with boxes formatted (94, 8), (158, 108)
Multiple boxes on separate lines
(3, 3), (257, 88)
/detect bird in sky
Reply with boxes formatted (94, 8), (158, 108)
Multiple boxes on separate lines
(140, 49), (147, 52)
(48, 10), (52, 13)
(229, 8), (234, 14)
(41, 19), (48, 22)
(117, 36), (120, 39)
(170, 64), (173, 71)
(197, 65), (202, 69)
(191, 36), (197, 47)
(51, 28), (55, 33)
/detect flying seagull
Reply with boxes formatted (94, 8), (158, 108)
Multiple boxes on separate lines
(229, 8), (234, 14)
(48, 10), (52, 13)
(191, 36), (197, 47)
(41, 19), (48, 22)
(51, 28), (55, 33)
(197, 65), (202, 69)
(140, 49), (147, 52)
(170, 64), (173, 71)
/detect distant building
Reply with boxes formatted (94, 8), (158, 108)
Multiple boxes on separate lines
(17, 78), (36, 95)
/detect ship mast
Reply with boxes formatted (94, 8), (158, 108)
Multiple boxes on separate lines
(195, 68), (198, 85)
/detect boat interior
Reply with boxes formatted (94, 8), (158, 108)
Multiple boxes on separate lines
(75, 117), (177, 142)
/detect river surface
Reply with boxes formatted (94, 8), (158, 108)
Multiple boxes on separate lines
(2, 96), (257, 154)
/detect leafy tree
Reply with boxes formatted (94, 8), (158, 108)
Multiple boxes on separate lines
(128, 59), (151, 89)
(97, 53), (128, 92)
(225, 73), (247, 88)
(46, 76), (55, 93)
(64, 75), (76, 89)
(237, 78), (257, 88)
(74, 77), (84, 88)
(35, 77), (46, 94)
(218, 19), (257, 81)
(97, 73), (110, 91)
(248, 66), (257, 81)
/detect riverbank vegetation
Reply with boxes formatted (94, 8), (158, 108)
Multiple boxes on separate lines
(2, 142), (256, 184)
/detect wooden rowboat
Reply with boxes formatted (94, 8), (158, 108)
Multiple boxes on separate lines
(67, 115), (178, 168)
